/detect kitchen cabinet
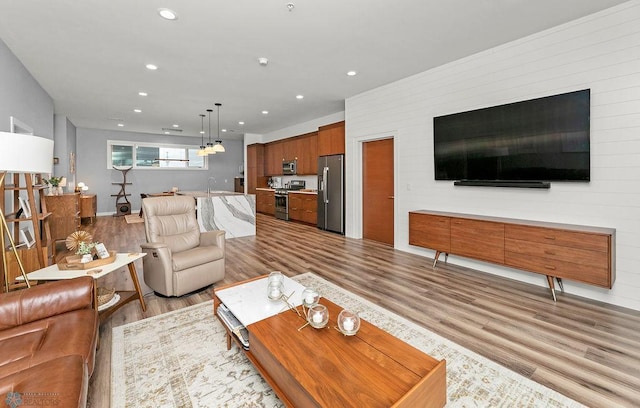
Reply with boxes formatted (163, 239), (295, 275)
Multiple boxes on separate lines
(265, 142), (283, 176)
(297, 132), (318, 175)
(45, 193), (80, 242)
(247, 144), (264, 194)
(256, 189), (275, 215)
(409, 210), (615, 301)
(318, 121), (345, 156)
(289, 192), (317, 224)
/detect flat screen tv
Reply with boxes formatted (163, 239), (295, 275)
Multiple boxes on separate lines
(433, 89), (590, 187)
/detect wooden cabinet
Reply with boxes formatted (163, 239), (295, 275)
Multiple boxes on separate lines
(451, 218), (504, 265)
(256, 189), (275, 215)
(247, 144), (264, 194)
(264, 142), (284, 176)
(289, 192), (317, 224)
(409, 210), (615, 300)
(45, 193), (80, 241)
(80, 194), (97, 223)
(409, 213), (450, 254)
(504, 225), (612, 287)
(297, 132), (318, 175)
(318, 121), (345, 156)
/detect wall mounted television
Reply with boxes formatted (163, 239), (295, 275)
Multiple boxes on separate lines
(433, 89), (590, 188)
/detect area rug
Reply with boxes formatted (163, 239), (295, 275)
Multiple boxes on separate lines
(111, 273), (585, 407)
(124, 214), (144, 224)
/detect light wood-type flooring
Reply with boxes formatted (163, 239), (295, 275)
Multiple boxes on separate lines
(74, 214), (640, 408)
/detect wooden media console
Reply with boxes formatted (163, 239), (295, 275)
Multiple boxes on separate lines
(409, 210), (615, 301)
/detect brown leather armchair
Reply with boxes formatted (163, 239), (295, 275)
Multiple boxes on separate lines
(141, 195), (225, 296)
(0, 276), (99, 408)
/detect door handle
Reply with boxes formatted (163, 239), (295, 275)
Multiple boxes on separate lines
(388, 196), (395, 199)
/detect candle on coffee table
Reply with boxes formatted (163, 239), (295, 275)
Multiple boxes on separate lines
(342, 317), (355, 332)
(312, 311), (323, 323)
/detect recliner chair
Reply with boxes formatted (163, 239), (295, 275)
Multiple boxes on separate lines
(140, 196), (225, 296)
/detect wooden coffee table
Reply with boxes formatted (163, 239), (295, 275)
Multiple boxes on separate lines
(214, 276), (446, 407)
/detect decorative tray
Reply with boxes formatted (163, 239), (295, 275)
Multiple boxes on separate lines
(58, 250), (117, 270)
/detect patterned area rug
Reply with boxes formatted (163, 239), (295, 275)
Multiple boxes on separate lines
(111, 273), (584, 407)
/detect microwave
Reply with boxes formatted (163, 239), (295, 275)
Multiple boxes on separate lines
(282, 160), (297, 175)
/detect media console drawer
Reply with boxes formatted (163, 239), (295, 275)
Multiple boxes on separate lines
(408, 210), (615, 300)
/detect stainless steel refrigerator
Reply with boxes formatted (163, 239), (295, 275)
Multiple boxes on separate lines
(317, 154), (345, 234)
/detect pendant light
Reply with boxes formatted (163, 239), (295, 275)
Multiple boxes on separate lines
(212, 102), (225, 153)
(197, 113), (207, 156)
(204, 108), (216, 154)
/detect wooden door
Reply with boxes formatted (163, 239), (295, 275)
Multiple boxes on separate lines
(363, 138), (394, 245)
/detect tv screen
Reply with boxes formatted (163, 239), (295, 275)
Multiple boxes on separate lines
(433, 89), (590, 183)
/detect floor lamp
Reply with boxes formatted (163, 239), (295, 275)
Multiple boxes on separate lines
(0, 131), (54, 292)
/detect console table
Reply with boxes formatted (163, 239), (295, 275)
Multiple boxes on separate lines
(409, 210), (615, 301)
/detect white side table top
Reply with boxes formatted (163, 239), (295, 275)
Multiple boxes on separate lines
(17, 252), (146, 281)
(215, 275), (305, 327)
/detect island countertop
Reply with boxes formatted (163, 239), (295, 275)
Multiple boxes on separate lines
(176, 190), (245, 197)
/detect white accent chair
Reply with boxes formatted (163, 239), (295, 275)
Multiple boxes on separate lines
(140, 196), (225, 296)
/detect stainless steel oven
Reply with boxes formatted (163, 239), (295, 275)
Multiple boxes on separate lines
(275, 191), (288, 220)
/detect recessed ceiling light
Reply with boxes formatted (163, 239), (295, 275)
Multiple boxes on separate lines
(296, 95), (304, 99)
(172, 124), (179, 128)
(238, 121), (245, 125)
(134, 109), (142, 113)
(145, 64), (158, 70)
(164, 131), (170, 134)
(117, 123), (124, 127)
(221, 129), (227, 133)
(200, 131), (205, 134)
(262, 110), (269, 115)
(158, 8), (178, 20)
(347, 70), (357, 76)
(138, 91), (148, 96)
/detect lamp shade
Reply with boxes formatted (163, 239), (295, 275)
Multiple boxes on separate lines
(0, 131), (54, 174)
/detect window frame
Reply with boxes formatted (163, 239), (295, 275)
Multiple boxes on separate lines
(107, 140), (208, 170)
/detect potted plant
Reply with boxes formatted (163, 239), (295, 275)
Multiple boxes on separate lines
(43, 176), (63, 195)
(76, 241), (98, 263)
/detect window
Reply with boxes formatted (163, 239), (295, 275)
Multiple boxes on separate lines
(107, 140), (206, 170)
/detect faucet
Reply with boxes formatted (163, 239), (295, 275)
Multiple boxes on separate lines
(207, 177), (216, 196)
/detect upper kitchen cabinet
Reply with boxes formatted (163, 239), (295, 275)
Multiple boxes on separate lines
(318, 121), (345, 156)
(247, 143), (264, 194)
(297, 131), (318, 175)
(264, 141), (284, 176)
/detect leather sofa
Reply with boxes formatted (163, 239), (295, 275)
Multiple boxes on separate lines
(141, 195), (225, 296)
(0, 276), (99, 408)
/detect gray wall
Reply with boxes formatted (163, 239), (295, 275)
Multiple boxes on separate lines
(76, 127), (244, 214)
(53, 115), (77, 188)
(0, 38), (53, 136)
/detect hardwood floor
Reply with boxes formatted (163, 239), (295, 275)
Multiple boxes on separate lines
(78, 214), (640, 407)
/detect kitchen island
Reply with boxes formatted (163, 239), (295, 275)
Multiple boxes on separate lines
(176, 191), (256, 238)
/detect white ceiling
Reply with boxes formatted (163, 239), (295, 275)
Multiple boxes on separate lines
(0, 0), (628, 140)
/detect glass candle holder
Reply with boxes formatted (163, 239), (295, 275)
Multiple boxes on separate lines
(337, 310), (361, 336)
(267, 280), (284, 301)
(307, 304), (329, 329)
(301, 287), (320, 308)
(268, 271), (284, 284)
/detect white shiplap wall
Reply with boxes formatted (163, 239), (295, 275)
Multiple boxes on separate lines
(345, 0), (640, 310)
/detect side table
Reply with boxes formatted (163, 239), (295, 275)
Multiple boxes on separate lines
(80, 194), (97, 224)
(18, 252), (147, 322)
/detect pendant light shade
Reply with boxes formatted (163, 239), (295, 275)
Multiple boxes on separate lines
(197, 114), (207, 156)
(205, 108), (216, 155)
(212, 102), (225, 153)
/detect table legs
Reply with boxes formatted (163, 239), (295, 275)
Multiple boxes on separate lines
(128, 262), (147, 312)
